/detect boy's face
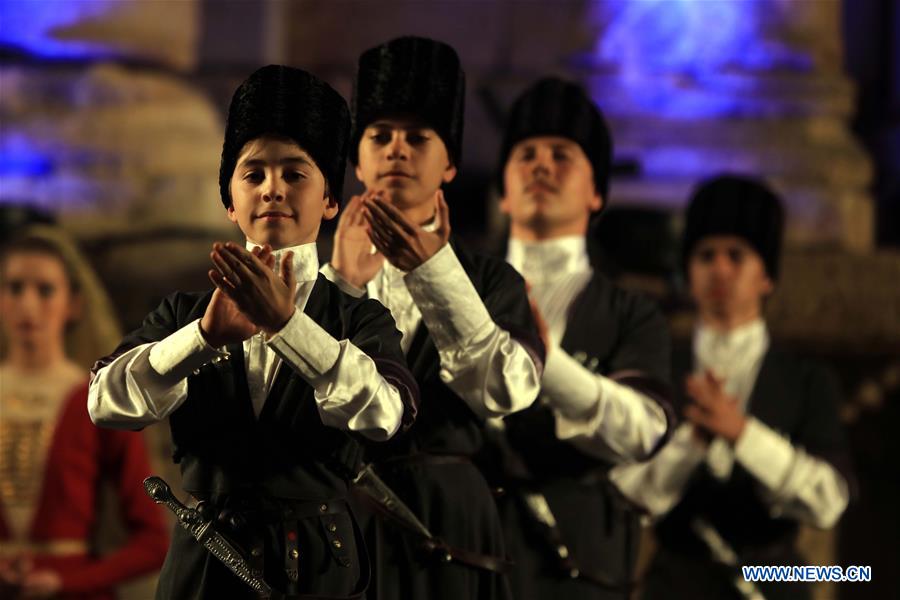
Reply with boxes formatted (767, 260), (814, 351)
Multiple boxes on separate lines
(228, 135), (338, 249)
(688, 235), (773, 324)
(500, 136), (601, 238)
(355, 116), (456, 212)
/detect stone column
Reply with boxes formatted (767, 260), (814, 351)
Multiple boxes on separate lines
(0, 0), (225, 236)
(0, 0), (236, 336)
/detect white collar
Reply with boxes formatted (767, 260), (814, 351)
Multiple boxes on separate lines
(507, 235), (590, 283)
(245, 240), (319, 283)
(693, 318), (769, 374)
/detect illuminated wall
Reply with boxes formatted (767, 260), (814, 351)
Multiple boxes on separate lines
(0, 0), (875, 251)
(582, 0), (872, 250)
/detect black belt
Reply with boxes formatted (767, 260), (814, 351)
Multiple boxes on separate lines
(195, 495), (352, 524)
(374, 452), (473, 469)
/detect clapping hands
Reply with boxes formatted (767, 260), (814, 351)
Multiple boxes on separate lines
(200, 243), (297, 347)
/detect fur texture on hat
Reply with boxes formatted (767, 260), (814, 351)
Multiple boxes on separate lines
(351, 36), (465, 165)
(682, 174), (785, 280)
(497, 77), (612, 205)
(219, 65), (350, 208)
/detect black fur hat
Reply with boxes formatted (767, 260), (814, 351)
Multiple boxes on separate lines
(350, 36), (465, 165)
(682, 174), (785, 280)
(497, 77), (612, 204)
(219, 65), (350, 208)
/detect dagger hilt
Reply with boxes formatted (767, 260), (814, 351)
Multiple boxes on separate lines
(143, 476), (204, 528)
(144, 476), (175, 503)
(142, 476), (273, 598)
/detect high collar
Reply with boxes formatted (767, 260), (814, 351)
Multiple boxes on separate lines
(245, 240), (320, 283)
(693, 318), (769, 375)
(507, 235), (590, 284)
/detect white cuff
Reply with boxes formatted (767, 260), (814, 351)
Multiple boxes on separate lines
(148, 319), (226, 384)
(734, 416), (795, 495)
(541, 347), (601, 419)
(554, 374), (667, 461)
(320, 263), (367, 298)
(609, 423), (707, 517)
(404, 244), (493, 350)
(267, 308), (342, 383)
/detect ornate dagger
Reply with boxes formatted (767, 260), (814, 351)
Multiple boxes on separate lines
(143, 476), (274, 598)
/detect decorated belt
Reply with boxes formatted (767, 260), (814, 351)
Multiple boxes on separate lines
(0, 539), (88, 557)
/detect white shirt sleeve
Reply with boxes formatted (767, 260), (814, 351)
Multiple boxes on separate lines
(320, 263), (367, 298)
(402, 244), (542, 419)
(734, 416), (850, 528)
(609, 423), (708, 518)
(542, 346), (668, 462)
(89, 311), (405, 442)
(88, 319), (225, 429)
(267, 308), (404, 441)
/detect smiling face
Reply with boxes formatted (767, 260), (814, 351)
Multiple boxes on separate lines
(688, 235), (774, 328)
(0, 251), (77, 354)
(499, 136), (601, 241)
(227, 135), (338, 248)
(355, 116), (457, 216)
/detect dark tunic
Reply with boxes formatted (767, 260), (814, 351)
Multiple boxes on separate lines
(358, 237), (545, 600)
(92, 276), (418, 600)
(644, 345), (856, 600)
(479, 273), (673, 600)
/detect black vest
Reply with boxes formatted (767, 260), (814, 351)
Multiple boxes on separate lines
(656, 344), (854, 561)
(98, 276), (415, 501)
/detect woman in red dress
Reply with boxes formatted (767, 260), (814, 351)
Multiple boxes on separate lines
(0, 225), (168, 599)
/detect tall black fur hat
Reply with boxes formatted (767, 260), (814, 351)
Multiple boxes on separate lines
(682, 174), (785, 280)
(497, 77), (612, 204)
(350, 36), (465, 165)
(219, 65), (350, 208)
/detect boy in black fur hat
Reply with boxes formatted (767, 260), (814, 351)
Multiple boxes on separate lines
(89, 65), (419, 599)
(485, 76), (675, 600)
(320, 37), (545, 600)
(611, 175), (855, 600)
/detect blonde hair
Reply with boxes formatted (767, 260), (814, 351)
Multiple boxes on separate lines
(0, 225), (122, 369)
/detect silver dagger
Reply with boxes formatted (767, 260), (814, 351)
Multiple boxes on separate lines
(143, 476), (273, 598)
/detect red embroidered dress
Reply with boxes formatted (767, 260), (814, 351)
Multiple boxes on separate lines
(0, 369), (168, 600)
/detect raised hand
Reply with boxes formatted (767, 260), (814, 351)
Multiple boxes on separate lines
(209, 242), (297, 336)
(683, 370), (747, 443)
(363, 190), (450, 271)
(331, 192), (386, 289)
(200, 245), (274, 347)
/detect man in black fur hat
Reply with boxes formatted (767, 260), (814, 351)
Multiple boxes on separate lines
(611, 175), (855, 600)
(88, 65), (419, 599)
(483, 76), (675, 600)
(320, 36), (544, 600)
